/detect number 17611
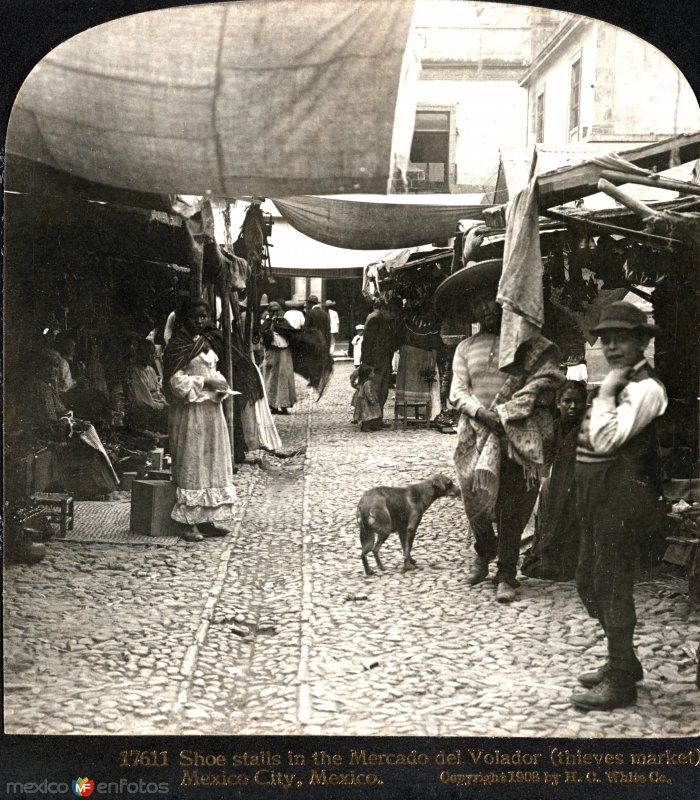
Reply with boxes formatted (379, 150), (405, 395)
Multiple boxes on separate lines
(119, 750), (169, 768)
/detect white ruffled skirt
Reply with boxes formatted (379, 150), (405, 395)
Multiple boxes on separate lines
(168, 398), (238, 525)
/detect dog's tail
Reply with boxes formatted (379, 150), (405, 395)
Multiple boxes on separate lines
(357, 508), (375, 555)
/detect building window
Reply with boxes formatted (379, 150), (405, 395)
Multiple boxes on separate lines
(409, 110), (453, 192)
(535, 88), (545, 143)
(568, 57), (581, 141)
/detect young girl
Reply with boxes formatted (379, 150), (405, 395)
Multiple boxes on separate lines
(350, 364), (382, 431)
(522, 380), (588, 581)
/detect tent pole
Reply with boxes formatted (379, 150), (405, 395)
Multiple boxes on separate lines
(219, 276), (237, 466)
(597, 178), (660, 219)
(599, 169), (700, 199)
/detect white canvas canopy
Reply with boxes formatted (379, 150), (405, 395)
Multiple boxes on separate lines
(7, 0), (418, 198)
(273, 193), (489, 249)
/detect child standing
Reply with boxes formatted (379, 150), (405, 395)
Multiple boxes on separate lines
(352, 324), (364, 367)
(350, 364), (382, 431)
(521, 379), (588, 581)
(572, 302), (667, 710)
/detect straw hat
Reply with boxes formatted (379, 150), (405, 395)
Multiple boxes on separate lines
(433, 259), (502, 322)
(324, 299), (336, 307)
(355, 324), (365, 331)
(285, 298), (305, 309)
(259, 293), (269, 307)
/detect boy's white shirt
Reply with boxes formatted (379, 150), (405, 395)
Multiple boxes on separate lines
(589, 360), (668, 454)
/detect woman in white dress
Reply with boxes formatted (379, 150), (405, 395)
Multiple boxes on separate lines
(261, 301), (297, 414)
(163, 299), (237, 542)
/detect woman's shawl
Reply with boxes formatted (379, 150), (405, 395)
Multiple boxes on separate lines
(163, 321), (263, 404)
(286, 326), (334, 399)
(162, 323), (223, 402)
(455, 333), (563, 519)
(264, 318), (333, 398)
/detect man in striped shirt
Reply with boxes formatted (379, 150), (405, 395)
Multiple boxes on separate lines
(450, 267), (562, 603)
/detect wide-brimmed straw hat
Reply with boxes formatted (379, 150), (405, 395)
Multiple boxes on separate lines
(324, 299), (336, 307)
(590, 301), (658, 335)
(433, 259), (502, 322)
(285, 298), (305, 309)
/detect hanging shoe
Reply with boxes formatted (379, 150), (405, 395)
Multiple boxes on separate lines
(467, 555), (490, 585)
(571, 677), (637, 710)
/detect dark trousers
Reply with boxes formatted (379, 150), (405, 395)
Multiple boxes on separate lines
(575, 460), (642, 686)
(468, 454), (539, 583)
(369, 360), (393, 418)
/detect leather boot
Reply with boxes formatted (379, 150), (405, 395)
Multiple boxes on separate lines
(467, 555), (490, 585)
(578, 658), (643, 688)
(574, 626), (640, 708)
(571, 677), (637, 710)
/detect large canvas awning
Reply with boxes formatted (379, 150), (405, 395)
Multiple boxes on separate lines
(6, 0), (418, 198)
(273, 194), (488, 250)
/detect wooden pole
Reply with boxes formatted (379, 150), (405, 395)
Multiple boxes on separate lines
(219, 276), (236, 466)
(541, 208), (684, 248)
(599, 169), (700, 199)
(597, 178), (661, 219)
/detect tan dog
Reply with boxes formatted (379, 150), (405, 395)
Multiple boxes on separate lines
(357, 473), (459, 575)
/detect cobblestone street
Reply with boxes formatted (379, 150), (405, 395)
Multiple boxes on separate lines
(4, 363), (699, 738)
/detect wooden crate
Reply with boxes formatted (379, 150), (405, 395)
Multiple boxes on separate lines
(129, 480), (178, 537)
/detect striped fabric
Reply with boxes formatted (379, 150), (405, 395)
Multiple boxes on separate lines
(449, 333), (509, 417)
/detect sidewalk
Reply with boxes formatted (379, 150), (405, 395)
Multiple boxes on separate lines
(4, 363), (699, 737)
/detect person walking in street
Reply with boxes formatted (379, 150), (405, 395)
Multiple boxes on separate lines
(283, 298), (306, 330)
(163, 298), (238, 543)
(352, 324), (364, 367)
(260, 301), (296, 415)
(360, 296), (404, 429)
(325, 299), (340, 355)
(304, 295), (331, 348)
(449, 260), (562, 603)
(571, 302), (667, 711)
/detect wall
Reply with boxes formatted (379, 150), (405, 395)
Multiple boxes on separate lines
(525, 22), (597, 144)
(525, 20), (700, 144)
(415, 79), (528, 190)
(412, 1), (564, 190)
(609, 28), (700, 136)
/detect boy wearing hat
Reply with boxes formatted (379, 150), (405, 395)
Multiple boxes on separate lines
(572, 301), (667, 710)
(352, 324), (364, 367)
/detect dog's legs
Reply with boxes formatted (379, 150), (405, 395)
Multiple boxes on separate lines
(359, 520), (377, 576)
(398, 529), (415, 572)
(372, 530), (391, 572)
(361, 552), (376, 576)
(402, 513), (422, 572)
